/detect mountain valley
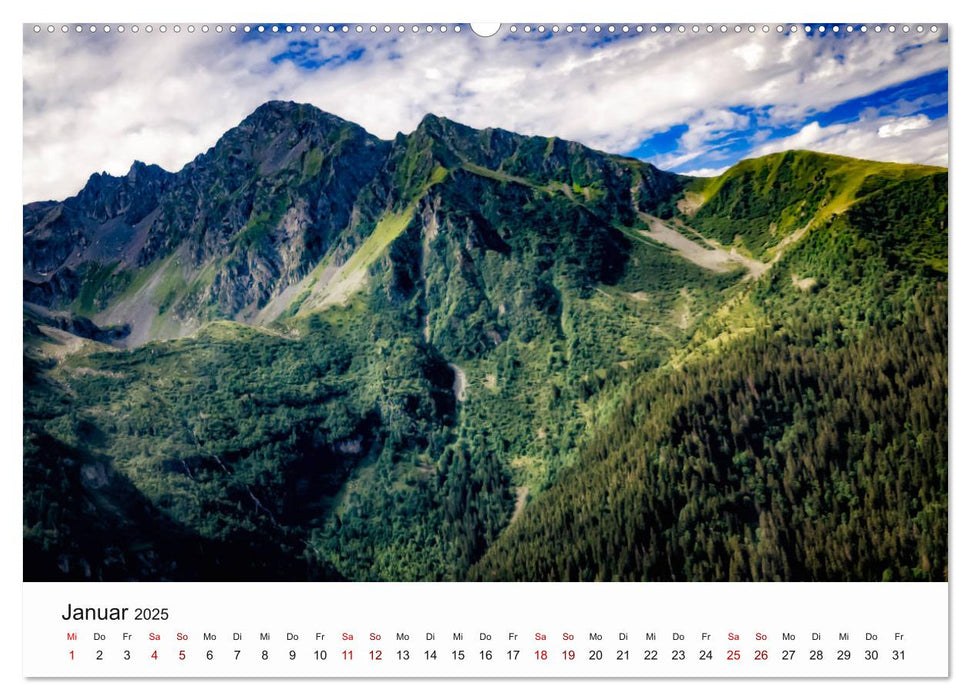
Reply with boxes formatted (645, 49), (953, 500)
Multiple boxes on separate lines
(23, 101), (948, 582)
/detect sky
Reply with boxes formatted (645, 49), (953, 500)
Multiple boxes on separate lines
(22, 23), (949, 203)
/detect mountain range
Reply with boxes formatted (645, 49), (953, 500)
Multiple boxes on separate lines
(23, 101), (948, 582)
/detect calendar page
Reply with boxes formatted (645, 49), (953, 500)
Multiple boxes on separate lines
(19, 2), (952, 688)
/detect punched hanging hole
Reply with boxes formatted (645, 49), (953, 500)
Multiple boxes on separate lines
(469, 23), (501, 37)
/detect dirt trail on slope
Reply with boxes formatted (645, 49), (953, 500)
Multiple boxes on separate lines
(635, 214), (768, 279)
(768, 224), (812, 265)
(510, 486), (529, 523)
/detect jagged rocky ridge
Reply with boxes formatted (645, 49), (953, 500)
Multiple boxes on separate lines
(24, 101), (683, 346)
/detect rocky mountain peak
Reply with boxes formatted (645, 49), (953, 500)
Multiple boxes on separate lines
(24, 101), (688, 340)
(125, 160), (168, 181)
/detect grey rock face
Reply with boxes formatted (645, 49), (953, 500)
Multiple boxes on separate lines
(24, 101), (682, 344)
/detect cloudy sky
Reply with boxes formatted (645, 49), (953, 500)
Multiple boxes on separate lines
(23, 23), (948, 202)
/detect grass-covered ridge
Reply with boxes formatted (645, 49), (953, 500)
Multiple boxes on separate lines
(686, 150), (945, 260)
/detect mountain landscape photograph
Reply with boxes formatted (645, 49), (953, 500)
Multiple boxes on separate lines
(23, 23), (948, 582)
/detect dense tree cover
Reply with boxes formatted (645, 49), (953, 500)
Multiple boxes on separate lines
(22, 426), (335, 581)
(24, 147), (948, 582)
(473, 292), (946, 581)
(305, 174), (738, 579)
(23, 298), (455, 580)
(24, 167), (729, 581)
(475, 160), (948, 581)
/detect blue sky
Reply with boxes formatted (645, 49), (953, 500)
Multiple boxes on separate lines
(629, 67), (947, 174)
(23, 23), (948, 201)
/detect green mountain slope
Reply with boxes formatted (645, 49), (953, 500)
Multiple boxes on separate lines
(473, 295), (946, 581)
(474, 159), (948, 581)
(23, 103), (947, 582)
(685, 150), (945, 261)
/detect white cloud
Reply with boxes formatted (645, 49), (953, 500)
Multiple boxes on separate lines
(682, 166), (730, 178)
(655, 150), (708, 170)
(733, 42), (767, 71)
(22, 27), (949, 202)
(878, 114), (932, 138)
(679, 108), (751, 151)
(751, 114), (948, 167)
